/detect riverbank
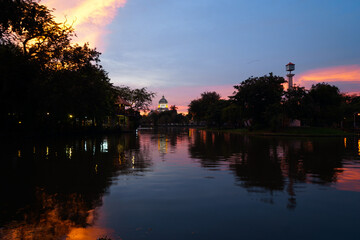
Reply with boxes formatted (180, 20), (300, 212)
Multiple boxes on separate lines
(0, 126), (136, 140)
(205, 127), (357, 137)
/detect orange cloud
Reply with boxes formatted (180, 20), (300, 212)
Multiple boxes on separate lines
(43, 0), (127, 49)
(176, 105), (189, 114)
(297, 65), (360, 87)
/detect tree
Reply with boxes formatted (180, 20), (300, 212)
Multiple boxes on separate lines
(170, 105), (178, 112)
(222, 104), (243, 128)
(0, 0), (76, 69)
(283, 86), (308, 121)
(307, 83), (344, 126)
(0, 43), (40, 128)
(42, 65), (115, 123)
(188, 91), (221, 123)
(206, 99), (229, 127)
(231, 73), (285, 127)
(114, 86), (155, 112)
(0, 0), (119, 131)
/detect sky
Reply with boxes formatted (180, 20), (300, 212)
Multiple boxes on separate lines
(43, 0), (360, 113)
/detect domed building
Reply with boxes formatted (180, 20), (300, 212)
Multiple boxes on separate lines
(158, 95), (169, 112)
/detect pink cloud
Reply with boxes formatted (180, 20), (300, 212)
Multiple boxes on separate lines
(296, 65), (360, 93)
(42, 0), (127, 50)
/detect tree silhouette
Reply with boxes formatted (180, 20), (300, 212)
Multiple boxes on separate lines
(0, 0), (119, 132)
(230, 73), (285, 127)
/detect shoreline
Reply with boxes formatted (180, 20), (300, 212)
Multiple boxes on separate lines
(203, 127), (358, 137)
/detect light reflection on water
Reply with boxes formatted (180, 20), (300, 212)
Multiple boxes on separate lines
(0, 128), (360, 240)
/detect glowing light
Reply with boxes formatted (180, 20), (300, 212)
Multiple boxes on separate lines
(101, 139), (108, 153)
(18, 121), (22, 124)
(42, 0), (127, 48)
(95, 164), (98, 173)
(46, 146), (49, 156)
(344, 138), (347, 148)
(358, 139), (360, 156)
(158, 135), (168, 154)
(17, 150), (21, 158)
(151, 84), (234, 114)
(46, 112), (50, 115)
(69, 114), (73, 119)
(66, 146), (73, 158)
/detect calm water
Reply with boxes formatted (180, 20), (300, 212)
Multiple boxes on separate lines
(1, 128), (360, 240)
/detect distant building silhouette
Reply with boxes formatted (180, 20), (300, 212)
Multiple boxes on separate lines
(158, 95), (169, 112)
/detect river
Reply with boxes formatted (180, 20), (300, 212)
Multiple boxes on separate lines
(1, 128), (360, 240)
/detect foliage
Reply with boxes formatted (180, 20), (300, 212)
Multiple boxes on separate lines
(0, 0), (78, 69)
(44, 66), (115, 122)
(170, 105), (177, 111)
(0, 0), (121, 132)
(187, 74), (357, 131)
(0, 44), (39, 114)
(221, 104), (243, 127)
(114, 86), (155, 112)
(307, 83), (344, 126)
(283, 86), (308, 120)
(188, 91), (222, 124)
(141, 105), (189, 126)
(230, 73), (285, 127)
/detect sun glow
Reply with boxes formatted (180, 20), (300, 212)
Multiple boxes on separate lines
(297, 65), (360, 86)
(42, 0), (127, 49)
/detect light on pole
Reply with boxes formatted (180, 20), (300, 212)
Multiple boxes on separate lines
(354, 112), (360, 129)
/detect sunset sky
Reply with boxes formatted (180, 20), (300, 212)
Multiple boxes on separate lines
(43, 0), (360, 113)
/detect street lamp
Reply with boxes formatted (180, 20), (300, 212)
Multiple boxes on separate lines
(354, 112), (360, 129)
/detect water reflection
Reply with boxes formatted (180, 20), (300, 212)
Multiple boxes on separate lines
(0, 129), (359, 239)
(188, 130), (360, 209)
(140, 128), (190, 158)
(0, 134), (152, 239)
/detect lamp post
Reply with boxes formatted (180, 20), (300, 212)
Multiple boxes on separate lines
(354, 112), (360, 129)
(286, 62), (295, 90)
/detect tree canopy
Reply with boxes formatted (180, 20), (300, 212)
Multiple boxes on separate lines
(230, 73), (285, 127)
(188, 91), (229, 126)
(114, 86), (155, 112)
(0, 0), (141, 132)
(187, 74), (357, 130)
